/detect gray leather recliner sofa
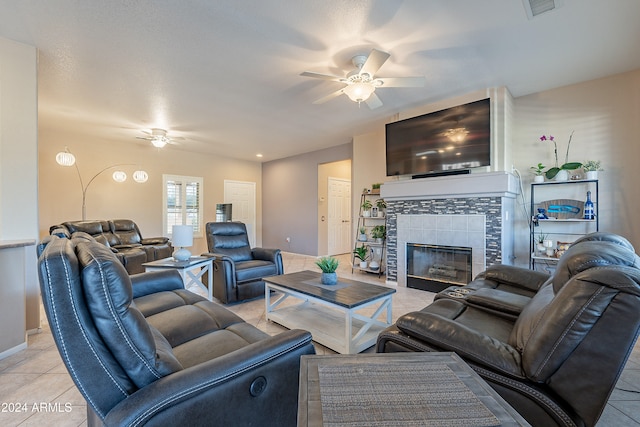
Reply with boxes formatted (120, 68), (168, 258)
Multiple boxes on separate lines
(37, 233), (314, 426)
(377, 232), (640, 427)
(50, 219), (173, 274)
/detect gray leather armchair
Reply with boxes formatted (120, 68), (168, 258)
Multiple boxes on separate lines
(377, 234), (640, 427)
(202, 222), (283, 304)
(37, 233), (314, 426)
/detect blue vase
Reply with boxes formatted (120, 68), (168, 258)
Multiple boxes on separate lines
(321, 272), (337, 285)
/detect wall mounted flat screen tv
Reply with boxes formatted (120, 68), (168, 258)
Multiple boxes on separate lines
(385, 98), (491, 177)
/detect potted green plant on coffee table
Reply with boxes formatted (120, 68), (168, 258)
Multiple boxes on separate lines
(315, 256), (339, 285)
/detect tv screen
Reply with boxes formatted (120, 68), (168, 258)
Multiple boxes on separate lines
(385, 98), (491, 177)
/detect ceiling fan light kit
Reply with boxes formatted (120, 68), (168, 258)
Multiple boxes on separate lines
(343, 82), (375, 103)
(136, 128), (179, 148)
(301, 48), (424, 109)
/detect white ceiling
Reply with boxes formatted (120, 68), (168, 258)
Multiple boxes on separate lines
(1, 0), (639, 162)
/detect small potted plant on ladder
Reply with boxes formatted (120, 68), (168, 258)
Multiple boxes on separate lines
(353, 244), (370, 269)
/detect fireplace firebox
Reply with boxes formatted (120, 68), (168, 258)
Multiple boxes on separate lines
(406, 243), (472, 292)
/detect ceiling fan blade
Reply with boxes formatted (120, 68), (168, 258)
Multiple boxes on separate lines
(300, 71), (344, 82)
(313, 88), (345, 105)
(376, 76), (426, 88)
(365, 92), (383, 109)
(136, 136), (152, 140)
(359, 49), (390, 77)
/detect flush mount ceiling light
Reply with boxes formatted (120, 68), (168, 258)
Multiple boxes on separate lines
(301, 49), (425, 109)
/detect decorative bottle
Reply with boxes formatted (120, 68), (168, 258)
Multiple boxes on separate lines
(584, 191), (595, 220)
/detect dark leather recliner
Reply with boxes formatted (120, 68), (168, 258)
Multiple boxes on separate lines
(202, 222), (284, 304)
(37, 233), (314, 426)
(434, 232), (637, 319)
(377, 233), (640, 427)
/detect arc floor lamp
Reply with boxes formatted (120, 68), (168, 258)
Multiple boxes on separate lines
(55, 148), (148, 220)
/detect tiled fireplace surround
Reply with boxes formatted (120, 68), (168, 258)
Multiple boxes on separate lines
(381, 172), (518, 286)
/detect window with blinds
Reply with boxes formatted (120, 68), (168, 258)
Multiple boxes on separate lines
(163, 174), (204, 237)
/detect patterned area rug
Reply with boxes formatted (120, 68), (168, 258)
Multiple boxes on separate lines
(318, 363), (500, 426)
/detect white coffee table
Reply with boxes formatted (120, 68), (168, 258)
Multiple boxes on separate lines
(265, 270), (395, 354)
(143, 256), (214, 301)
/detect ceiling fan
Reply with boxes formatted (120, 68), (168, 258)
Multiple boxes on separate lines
(136, 128), (182, 148)
(301, 49), (425, 109)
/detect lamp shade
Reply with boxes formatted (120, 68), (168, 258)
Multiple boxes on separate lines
(112, 171), (127, 182)
(133, 170), (149, 183)
(56, 150), (76, 166)
(172, 225), (193, 247)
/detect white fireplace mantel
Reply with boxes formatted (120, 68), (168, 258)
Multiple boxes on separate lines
(381, 171), (519, 201)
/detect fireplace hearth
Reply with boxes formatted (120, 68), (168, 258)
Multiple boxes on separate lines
(407, 243), (472, 292)
(381, 172), (518, 286)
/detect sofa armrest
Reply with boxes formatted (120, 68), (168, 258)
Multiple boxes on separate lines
(130, 270), (185, 298)
(201, 252), (235, 266)
(476, 264), (550, 292)
(466, 288), (532, 316)
(103, 329), (315, 427)
(396, 310), (524, 379)
(252, 247), (281, 263)
(202, 252), (237, 303)
(141, 237), (170, 245)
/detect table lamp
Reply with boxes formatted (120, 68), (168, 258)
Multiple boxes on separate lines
(172, 225), (193, 261)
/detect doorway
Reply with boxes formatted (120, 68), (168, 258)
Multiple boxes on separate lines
(224, 180), (257, 247)
(318, 160), (352, 256)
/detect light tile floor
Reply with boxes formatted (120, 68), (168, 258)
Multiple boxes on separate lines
(0, 252), (639, 426)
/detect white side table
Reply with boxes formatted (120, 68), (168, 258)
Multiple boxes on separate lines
(143, 256), (214, 301)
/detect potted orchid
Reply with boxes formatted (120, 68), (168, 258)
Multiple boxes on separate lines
(540, 131), (582, 180)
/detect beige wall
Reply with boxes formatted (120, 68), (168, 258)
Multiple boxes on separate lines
(39, 129), (262, 256)
(352, 128), (387, 239)
(352, 69), (640, 267)
(511, 68), (640, 264)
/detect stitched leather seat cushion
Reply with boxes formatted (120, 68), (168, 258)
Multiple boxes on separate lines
(235, 260), (278, 282)
(76, 239), (183, 388)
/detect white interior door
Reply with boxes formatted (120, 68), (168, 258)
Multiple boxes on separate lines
(224, 180), (257, 247)
(328, 177), (351, 255)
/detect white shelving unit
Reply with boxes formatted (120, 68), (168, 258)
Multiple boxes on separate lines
(529, 179), (599, 270)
